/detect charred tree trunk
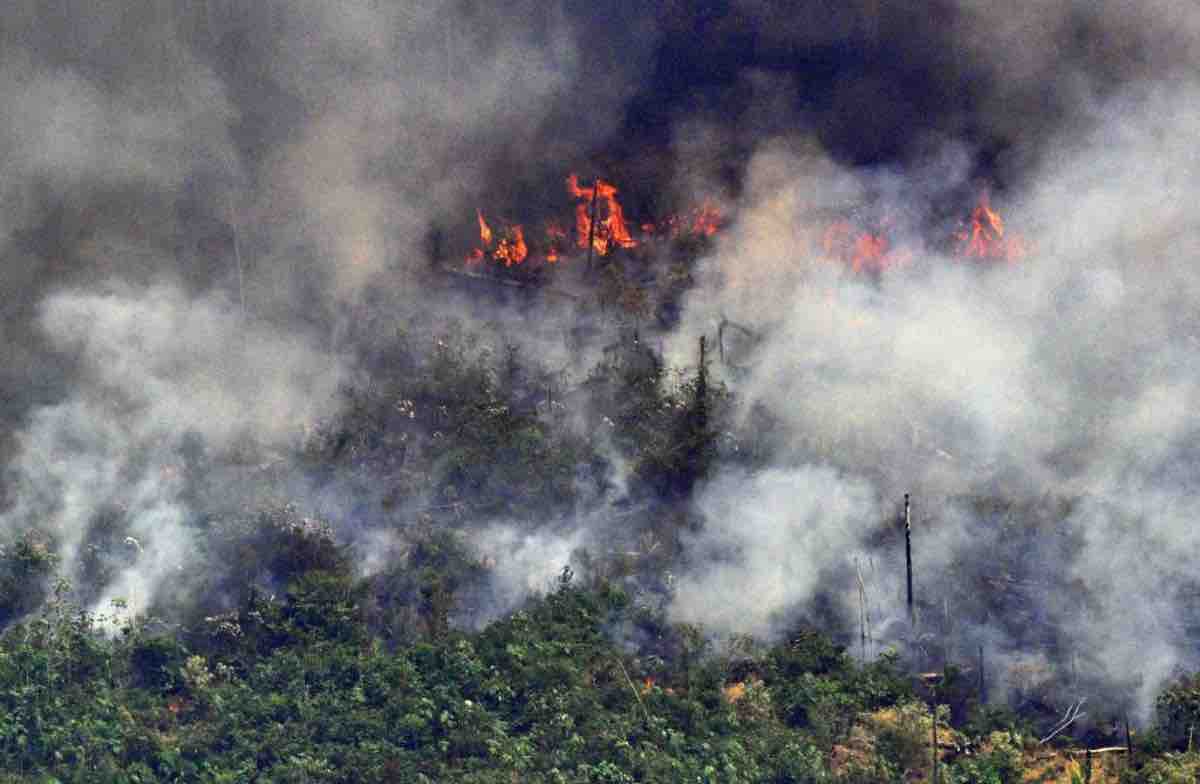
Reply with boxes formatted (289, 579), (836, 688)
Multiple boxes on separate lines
(586, 178), (600, 273)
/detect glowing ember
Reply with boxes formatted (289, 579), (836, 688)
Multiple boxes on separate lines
(640, 203), (724, 241)
(690, 202), (722, 237)
(956, 191), (1027, 261)
(544, 221), (567, 263)
(493, 225), (527, 266)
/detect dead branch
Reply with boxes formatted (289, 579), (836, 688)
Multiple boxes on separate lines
(1039, 698), (1087, 745)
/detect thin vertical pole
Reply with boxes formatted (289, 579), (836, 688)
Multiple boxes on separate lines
(905, 494), (914, 625)
(856, 557), (868, 661)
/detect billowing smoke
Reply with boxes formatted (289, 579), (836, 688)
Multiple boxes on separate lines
(1, 285), (345, 619)
(669, 467), (878, 639)
(0, 0), (644, 622)
(4, 0), (1200, 723)
(665, 73), (1200, 715)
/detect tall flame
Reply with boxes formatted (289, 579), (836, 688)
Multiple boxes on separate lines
(566, 174), (639, 255)
(477, 209), (493, 248)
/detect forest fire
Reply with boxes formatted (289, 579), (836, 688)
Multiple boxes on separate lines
(465, 178), (1024, 274)
(567, 174), (639, 255)
(464, 173), (724, 267)
(467, 210), (529, 266)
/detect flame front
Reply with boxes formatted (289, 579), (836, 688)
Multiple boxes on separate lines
(464, 173), (724, 269)
(465, 182), (1027, 276)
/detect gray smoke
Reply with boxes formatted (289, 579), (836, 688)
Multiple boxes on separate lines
(665, 72), (1200, 716)
(0, 0), (644, 622)
(3, 0), (1200, 722)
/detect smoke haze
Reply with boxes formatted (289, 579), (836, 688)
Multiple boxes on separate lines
(2, 0), (1200, 721)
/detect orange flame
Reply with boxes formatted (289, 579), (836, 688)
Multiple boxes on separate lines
(465, 175), (727, 269)
(467, 210), (527, 266)
(493, 225), (527, 266)
(566, 174), (639, 255)
(956, 191), (1026, 261)
(477, 209), (493, 247)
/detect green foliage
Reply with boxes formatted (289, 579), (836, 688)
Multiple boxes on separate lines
(310, 327), (597, 522)
(0, 572), (1192, 783)
(129, 635), (187, 691)
(945, 731), (1024, 784)
(0, 533), (58, 626)
(766, 632), (910, 747)
(1120, 751), (1200, 784)
(871, 701), (939, 775)
(1156, 673), (1200, 751)
(962, 702), (1030, 739)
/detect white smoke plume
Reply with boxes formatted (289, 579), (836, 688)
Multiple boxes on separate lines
(1, 285), (346, 619)
(664, 76), (1200, 715)
(670, 467), (878, 639)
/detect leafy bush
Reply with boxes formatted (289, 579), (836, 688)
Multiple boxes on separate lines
(1156, 674), (1200, 751)
(945, 731), (1024, 784)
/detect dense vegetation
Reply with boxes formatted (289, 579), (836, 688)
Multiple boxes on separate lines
(2, 315), (1200, 782)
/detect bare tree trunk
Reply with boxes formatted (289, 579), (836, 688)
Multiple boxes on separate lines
(585, 179), (600, 273)
(856, 557), (872, 661)
(905, 494), (914, 626)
